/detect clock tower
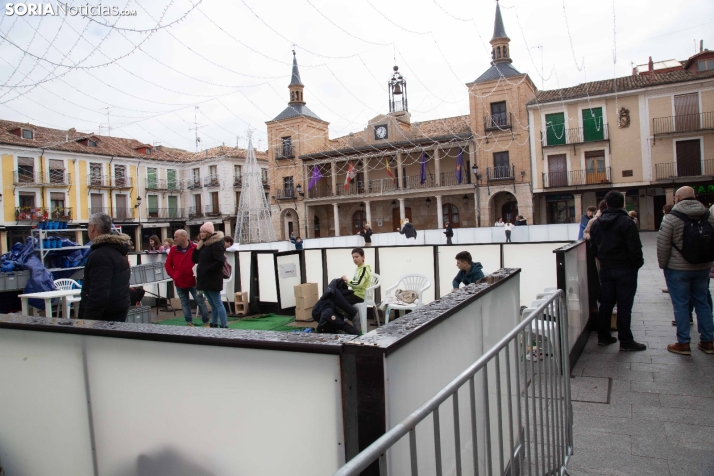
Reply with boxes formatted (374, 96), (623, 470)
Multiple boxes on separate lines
(388, 65), (408, 114)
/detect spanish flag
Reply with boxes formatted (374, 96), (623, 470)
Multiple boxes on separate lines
(386, 157), (396, 184)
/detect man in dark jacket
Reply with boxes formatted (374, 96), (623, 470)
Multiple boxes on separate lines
(78, 213), (131, 321)
(399, 218), (417, 244)
(590, 191), (646, 351)
(313, 280), (360, 335)
(578, 207), (596, 240)
(452, 251), (485, 291)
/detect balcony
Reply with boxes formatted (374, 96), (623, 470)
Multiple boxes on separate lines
(655, 160), (714, 180)
(541, 124), (610, 147)
(146, 208), (185, 221)
(186, 178), (202, 189)
(15, 207), (48, 222)
(88, 206), (136, 222)
(484, 112), (512, 131)
(402, 174), (436, 189)
(542, 167), (612, 188)
(50, 207), (72, 221)
(440, 171), (471, 187)
(234, 175), (242, 187)
(275, 146), (294, 160)
(87, 175), (133, 189)
(276, 188), (295, 200)
(46, 171), (72, 187)
(203, 175), (220, 188)
(13, 171), (44, 186)
(487, 165), (516, 182)
(204, 204), (221, 217)
(187, 206), (203, 219)
(146, 179), (182, 191)
(263, 177), (270, 189)
(653, 111), (714, 137)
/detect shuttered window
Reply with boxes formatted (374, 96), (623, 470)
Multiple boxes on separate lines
(167, 169), (177, 189)
(17, 157), (34, 183)
(547, 155), (567, 187)
(675, 139), (701, 177)
(147, 167), (157, 189)
(582, 108), (604, 142)
(674, 93), (699, 132)
(147, 195), (158, 217)
(49, 159), (65, 184)
(50, 192), (65, 211)
(545, 113), (566, 146)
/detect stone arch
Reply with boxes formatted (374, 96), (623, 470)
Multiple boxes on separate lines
(280, 207), (299, 240)
(488, 191), (518, 225)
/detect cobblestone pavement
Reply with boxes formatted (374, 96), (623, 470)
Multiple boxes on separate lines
(567, 232), (714, 476)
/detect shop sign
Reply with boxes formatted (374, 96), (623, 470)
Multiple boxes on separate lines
(691, 184), (714, 195)
(545, 194), (574, 202)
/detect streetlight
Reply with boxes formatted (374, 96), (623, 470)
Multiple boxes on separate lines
(472, 163), (482, 227)
(296, 183), (304, 197)
(425, 197), (432, 209)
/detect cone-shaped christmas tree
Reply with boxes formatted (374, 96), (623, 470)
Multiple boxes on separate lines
(235, 133), (277, 244)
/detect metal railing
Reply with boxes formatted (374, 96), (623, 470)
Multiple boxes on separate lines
(275, 145), (294, 159)
(484, 112), (513, 131)
(146, 208), (184, 220)
(146, 178), (182, 191)
(204, 174), (220, 187)
(204, 204), (221, 216)
(234, 175), (242, 187)
(187, 206), (203, 219)
(13, 171), (43, 186)
(50, 207), (72, 220)
(334, 290), (572, 476)
(655, 159), (714, 179)
(276, 188), (295, 200)
(653, 111), (714, 135)
(13, 171), (72, 186)
(88, 206), (136, 220)
(487, 165), (516, 181)
(541, 124), (609, 147)
(87, 175), (134, 188)
(368, 177), (398, 194)
(186, 178), (202, 189)
(47, 171), (71, 186)
(15, 207), (48, 221)
(543, 167), (612, 188)
(441, 170), (470, 186)
(403, 174), (435, 189)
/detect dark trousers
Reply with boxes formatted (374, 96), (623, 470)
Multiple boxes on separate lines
(505, 230), (512, 243)
(598, 267), (638, 342)
(446, 237), (453, 245)
(345, 293), (364, 305)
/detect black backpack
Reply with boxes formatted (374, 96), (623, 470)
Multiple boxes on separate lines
(670, 210), (714, 264)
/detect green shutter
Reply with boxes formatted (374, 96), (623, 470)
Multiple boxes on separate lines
(168, 196), (178, 218)
(147, 168), (157, 189)
(545, 113), (565, 146)
(147, 195), (158, 214)
(167, 169), (176, 189)
(582, 107), (604, 142)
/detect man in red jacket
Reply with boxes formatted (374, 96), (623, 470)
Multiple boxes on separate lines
(165, 229), (210, 326)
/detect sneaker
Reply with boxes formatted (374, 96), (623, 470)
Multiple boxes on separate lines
(698, 341), (714, 354)
(203, 322), (210, 328)
(662, 288), (669, 293)
(186, 322), (194, 327)
(220, 325), (228, 329)
(620, 340), (647, 352)
(667, 342), (691, 355)
(671, 318), (694, 326)
(210, 323), (217, 328)
(598, 336), (618, 346)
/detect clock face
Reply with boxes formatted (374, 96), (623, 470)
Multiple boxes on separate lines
(374, 125), (388, 140)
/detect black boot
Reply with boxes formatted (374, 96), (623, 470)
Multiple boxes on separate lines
(210, 323), (217, 328)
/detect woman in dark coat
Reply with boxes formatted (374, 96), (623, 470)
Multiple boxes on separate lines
(444, 222), (454, 245)
(192, 222), (228, 328)
(358, 223), (373, 246)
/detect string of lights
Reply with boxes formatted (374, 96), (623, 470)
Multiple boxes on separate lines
(80, 0), (203, 33)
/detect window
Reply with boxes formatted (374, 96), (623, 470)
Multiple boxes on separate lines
(353, 210), (366, 231)
(314, 216), (321, 238)
(147, 167), (157, 189)
(503, 46), (508, 57)
(442, 203), (460, 226)
(193, 194), (202, 217)
(585, 150), (607, 184)
(261, 168), (268, 185)
(50, 192), (66, 218)
(283, 176), (294, 198)
(698, 60), (714, 71)
(114, 164), (126, 187)
(545, 112), (566, 146)
(167, 169), (177, 189)
(208, 165), (218, 185)
(17, 157), (34, 183)
(89, 163), (102, 186)
(674, 93), (699, 131)
(90, 193), (103, 214)
(209, 192), (219, 215)
(48, 159), (65, 184)
(19, 192), (35, 208)
(493, 152), (510, 178)
(234, 165), (242, 178)
(582, 107), (604, 142)
(88, 139), (98, 147)
(281, 137), (292, 158)
(146, 148), (152, 155)
(497, 46), (501, 58)
(489, 101), (508, 128)
(147, 195), (158, 218)
(192, 168), (200, 187)
(168, 196), (178, 218)
(21, 129), (34, 139)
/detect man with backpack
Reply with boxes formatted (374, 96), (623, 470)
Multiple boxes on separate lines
(657, 186), (714, 355)
(590, 191), (646, 351)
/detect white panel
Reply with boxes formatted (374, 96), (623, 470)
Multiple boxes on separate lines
(325, 247), (376, 286)
(437, 245), (501, 297)
(509, 225), (530, 242)
(128, 254), (138, 266)
(422, 229), (443, 245)
(547, 224), (570, 241)
(564, 243), (590, 351)
(0, 330), (95, 476)
(257, 253), (278, 302)
(239, 251), (251, 297)
(490, 227), (506, 243)
(504, 243), (567, 306)
(528, 224), (550, 242)
(377, 247), (435, 304)
(472, 228), (492, 243)
(304, 249), (324, 292)
(277, 254), (302, 309)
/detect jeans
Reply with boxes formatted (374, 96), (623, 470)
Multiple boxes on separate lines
(505, 230), (512, 243)
(203, 290), (228, 327)
(598, 267), (638, 343)
(663, 268), (714, 344)
(175, 286), (209, 324)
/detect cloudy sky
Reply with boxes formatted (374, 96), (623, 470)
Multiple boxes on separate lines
(0, 0), (711, 152)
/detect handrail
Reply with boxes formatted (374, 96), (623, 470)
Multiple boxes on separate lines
(334, 289), (571, 476)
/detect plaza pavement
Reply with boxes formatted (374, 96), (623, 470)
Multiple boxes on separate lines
(567, 231), (714, 476)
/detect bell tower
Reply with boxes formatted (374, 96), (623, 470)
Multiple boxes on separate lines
(388, 65), (408, 113)
(288, 50), (305, 105)
(490, 0), (512, 64)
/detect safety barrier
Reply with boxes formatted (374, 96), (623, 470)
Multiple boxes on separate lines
(333, 289), (573, 476)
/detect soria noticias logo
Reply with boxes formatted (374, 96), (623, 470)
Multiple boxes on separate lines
(5, 3), (138, 16)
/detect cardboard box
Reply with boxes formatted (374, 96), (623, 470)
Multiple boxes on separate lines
(295, 306), (314, 322)
(294, 283), (319, 299)
(234, 291), (248, 303)
(296, 294), (318, 310)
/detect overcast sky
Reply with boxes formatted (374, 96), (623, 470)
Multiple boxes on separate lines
(0, 0), (711, 152)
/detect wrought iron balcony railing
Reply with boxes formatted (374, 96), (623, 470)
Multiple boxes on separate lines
(50, 207), (72, 220)
(542, 167), (612, 188)
(484, 112), (512, 131)
(276, 188), (295, 200)
(15, 207), (48, 221)
(275, 146), (294, 160)
(146, 178), (182, 191)
(203, 174), (220, 187)
(653, 111), (714, 136)
(146, 208), (185, 220)
(234, 175), (242, 187)
(47, 171), (72, 186)
(487, 165), (516, 181)
(541, 124), (610, 147)
(204, 204), (221, 217)
(655, 160), (714, 180)
(186, 178), (202, 189)
(13, 171), (72, 186)
(88, 206), (136, 221)
(87, 175), (134, 189)
(14, 171), (43, 186)
(187, 206), (203, 219)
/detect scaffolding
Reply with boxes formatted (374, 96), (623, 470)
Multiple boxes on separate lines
(234, 135), (277, 244)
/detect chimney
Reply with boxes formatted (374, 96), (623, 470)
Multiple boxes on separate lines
(648, 56), (653, 73)
(701, 40), (704, 53)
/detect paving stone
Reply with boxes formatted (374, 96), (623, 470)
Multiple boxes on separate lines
(631, 433), (714, 460)
(573, 413), (666, 436)
(630, 361), (704, 374)
(581, 366), (653, 382)
(630, 379), (714, 397)
(658, 394), (714, 411)
(571, 376), (609, 403)
(665, 421), (714, 444)
(573, 427), (632, 455)
(572, 401), (631, 418)
(667, 458), (714, 476)
(566, 448), (670, 476)
(632, 404), (714, 426)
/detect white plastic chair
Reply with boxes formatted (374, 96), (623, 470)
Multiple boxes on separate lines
(383, 273), (432, 325)
(53, 278), (82, 318)
(354, 273), (381, 333)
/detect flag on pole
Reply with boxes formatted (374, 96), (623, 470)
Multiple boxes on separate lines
(308, 165), (322, 190)
(419, 152), (427, 185)
(385, 157), (396, 184)
(455, 149), (464, 184)
(344, 161), (357, 191)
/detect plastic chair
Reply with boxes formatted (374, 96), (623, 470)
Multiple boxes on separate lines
(383, 274), (432, 325)
(53, 278), (82, 318)
(354, 273), (381, 333)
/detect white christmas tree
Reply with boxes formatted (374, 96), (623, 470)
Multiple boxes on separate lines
(234, 133), (277, 244)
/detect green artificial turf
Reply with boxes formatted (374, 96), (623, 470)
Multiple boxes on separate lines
(156, 313), (296, 331)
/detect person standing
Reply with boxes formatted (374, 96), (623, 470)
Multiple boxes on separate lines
(515, 215), (527, 226)
(451, 251), (484, 291)
(399, 218), (417, 245)
(444, 222), (454, 245)
(657, 186), (714, 355)
(495, 217), (505, 227)
(590, 191), (646, 351)
(584, 201), (607, 241)
(78, 213), (131, 322)
(504, 221), (514, 243)
(223, 236), (234, 248)
(165, 229), (210, 327)
(192, 222), (228, 329)
(358, 223), (373, 246)
(148, 235), (161, 252)
(289, 236), (304, 250)
(578, 206), (597, 240)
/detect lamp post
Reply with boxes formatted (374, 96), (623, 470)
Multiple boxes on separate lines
(472, 164), (482, 227)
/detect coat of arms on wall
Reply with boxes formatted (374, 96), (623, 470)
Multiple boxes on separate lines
(618, 107), (630, 128)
